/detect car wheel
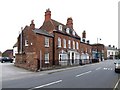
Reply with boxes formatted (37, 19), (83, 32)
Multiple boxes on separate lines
(115, 69), (117, 73)
(1, 61), (3, 63)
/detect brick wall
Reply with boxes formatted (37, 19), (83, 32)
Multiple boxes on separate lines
(15, 52), (38, 71)
(80, 42), (92, 59)
(54, 32), (81, 65)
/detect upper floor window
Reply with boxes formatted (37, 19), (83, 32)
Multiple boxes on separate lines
(66, 28), (70, 34)
(90, 49), (91, 53)
(58, 37), (61, 48)
(73, 41), (75, 49)
(68, 40), (71, 49)
(45, 53), (49, 63)
(76, 42), (79, 50)
(72, 31), (75, 36)
(45, 37), (49, 47)
(115, 52), (118, 55)
(81, 48), (83, 53)
(58, 25), (62, 31)
(63, 39), (66, 48)
(112, 52), (113, 55)
(86, 48), (88, 53)
(25, 40), (28, 46)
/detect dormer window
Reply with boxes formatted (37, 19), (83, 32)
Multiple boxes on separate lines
(72, 31), (75, 36)
(66, 28), (69, 34)
(58, 25), (62, 31)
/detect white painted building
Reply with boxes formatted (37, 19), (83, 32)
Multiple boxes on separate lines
(106, 45), (118, 59)
(13, 42), (18, 61)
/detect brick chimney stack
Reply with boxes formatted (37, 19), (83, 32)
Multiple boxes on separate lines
(82, 30), (86, 39)
(66, 17), (73, 28)
(30, 20), (35, 29)
(45, 8), (51, 21)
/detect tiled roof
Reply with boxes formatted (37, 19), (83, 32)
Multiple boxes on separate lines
(13, 42), (18, 47)
(91, 43), (104, 46)
(33, 29), (54, 37)
(106, 46), (117, 50)
(40, 19), (81, 39)
(40, 20), (54, 32)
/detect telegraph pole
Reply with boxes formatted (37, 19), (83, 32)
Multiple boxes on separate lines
(97, 38), (101, 62)
(20, 27), (23, 54)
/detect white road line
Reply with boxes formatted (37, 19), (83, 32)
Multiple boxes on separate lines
(113, 78), (120, 90)
(76, 71), (92, 77)
(96, 67), (101, 70)
(29, 80), (62, 90)
(103, 68), (107, 70)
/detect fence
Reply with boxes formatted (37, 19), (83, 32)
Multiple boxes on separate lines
(40, 59), (91, 71)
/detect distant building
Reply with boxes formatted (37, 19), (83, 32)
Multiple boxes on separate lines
(106, 45), (118, 59)
(91, 44), (107, 62)
(13, 42), (18, 58)
(2, 49), (13, 58)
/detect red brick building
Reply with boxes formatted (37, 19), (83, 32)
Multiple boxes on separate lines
(15, 9), (106, 71)
(2, 49), (13, 58)
(91, 44), (107, 62)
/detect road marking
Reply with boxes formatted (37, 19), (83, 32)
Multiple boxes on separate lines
(76, 71), (92, 77)
(96, 67), (101, 70)
(103, 68), (113, 71)
(29, 80), (62, 90)
(113, 78), (120, 90)
(103, 68), (107, 70)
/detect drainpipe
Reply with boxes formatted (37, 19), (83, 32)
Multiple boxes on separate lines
(40, 50), (42, 71)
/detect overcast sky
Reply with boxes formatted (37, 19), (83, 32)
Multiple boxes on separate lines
(0, 0), (119, 52)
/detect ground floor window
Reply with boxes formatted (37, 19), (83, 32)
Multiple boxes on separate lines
(45, 53), (49, 63)
(59, 54), (68, 61)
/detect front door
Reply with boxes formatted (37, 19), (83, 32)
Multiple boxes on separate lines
(72, 52), (74, 64)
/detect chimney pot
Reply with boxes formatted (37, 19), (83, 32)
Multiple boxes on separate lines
(45, 8), (51, 21)
(30, 20), (35, 29)
(66, 17), (73, 28)
(82, 30), (86, 39)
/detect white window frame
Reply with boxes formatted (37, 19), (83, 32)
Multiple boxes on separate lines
(45, 37), (49, 47)
(63, 39), (66, 48)
(58, 25), (62, 31)
(86, 48), (88, 53)
(76, 42), (79, 50)
(66, 28), (70, 34)
(90, 49), (91, 53)
(45, 53), (49, 63)
(68, 40), (71, 49)
(73, 41), (75, 49)
(25, 40), (28, 46)
(58, 37), (61, 48)
(72, 31), (75, 36)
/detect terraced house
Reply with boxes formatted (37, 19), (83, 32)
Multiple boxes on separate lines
(15, 9), (100, 71)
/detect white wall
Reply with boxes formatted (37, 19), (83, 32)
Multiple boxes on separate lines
(107, 49), (118, 59)
(13, 47), (18, 57)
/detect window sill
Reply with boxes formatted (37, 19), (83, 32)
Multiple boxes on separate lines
(45, 62), (49, 64)
(45, 45), (49, 47)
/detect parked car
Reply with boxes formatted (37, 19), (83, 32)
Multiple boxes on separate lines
(114, 60), (120, 73)
(1, 57), (13, 63)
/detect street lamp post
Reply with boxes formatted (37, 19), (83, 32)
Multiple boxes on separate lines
(97, 38), (101, 62)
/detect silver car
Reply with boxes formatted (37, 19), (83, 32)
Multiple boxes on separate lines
(114, 60), (120, 73)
